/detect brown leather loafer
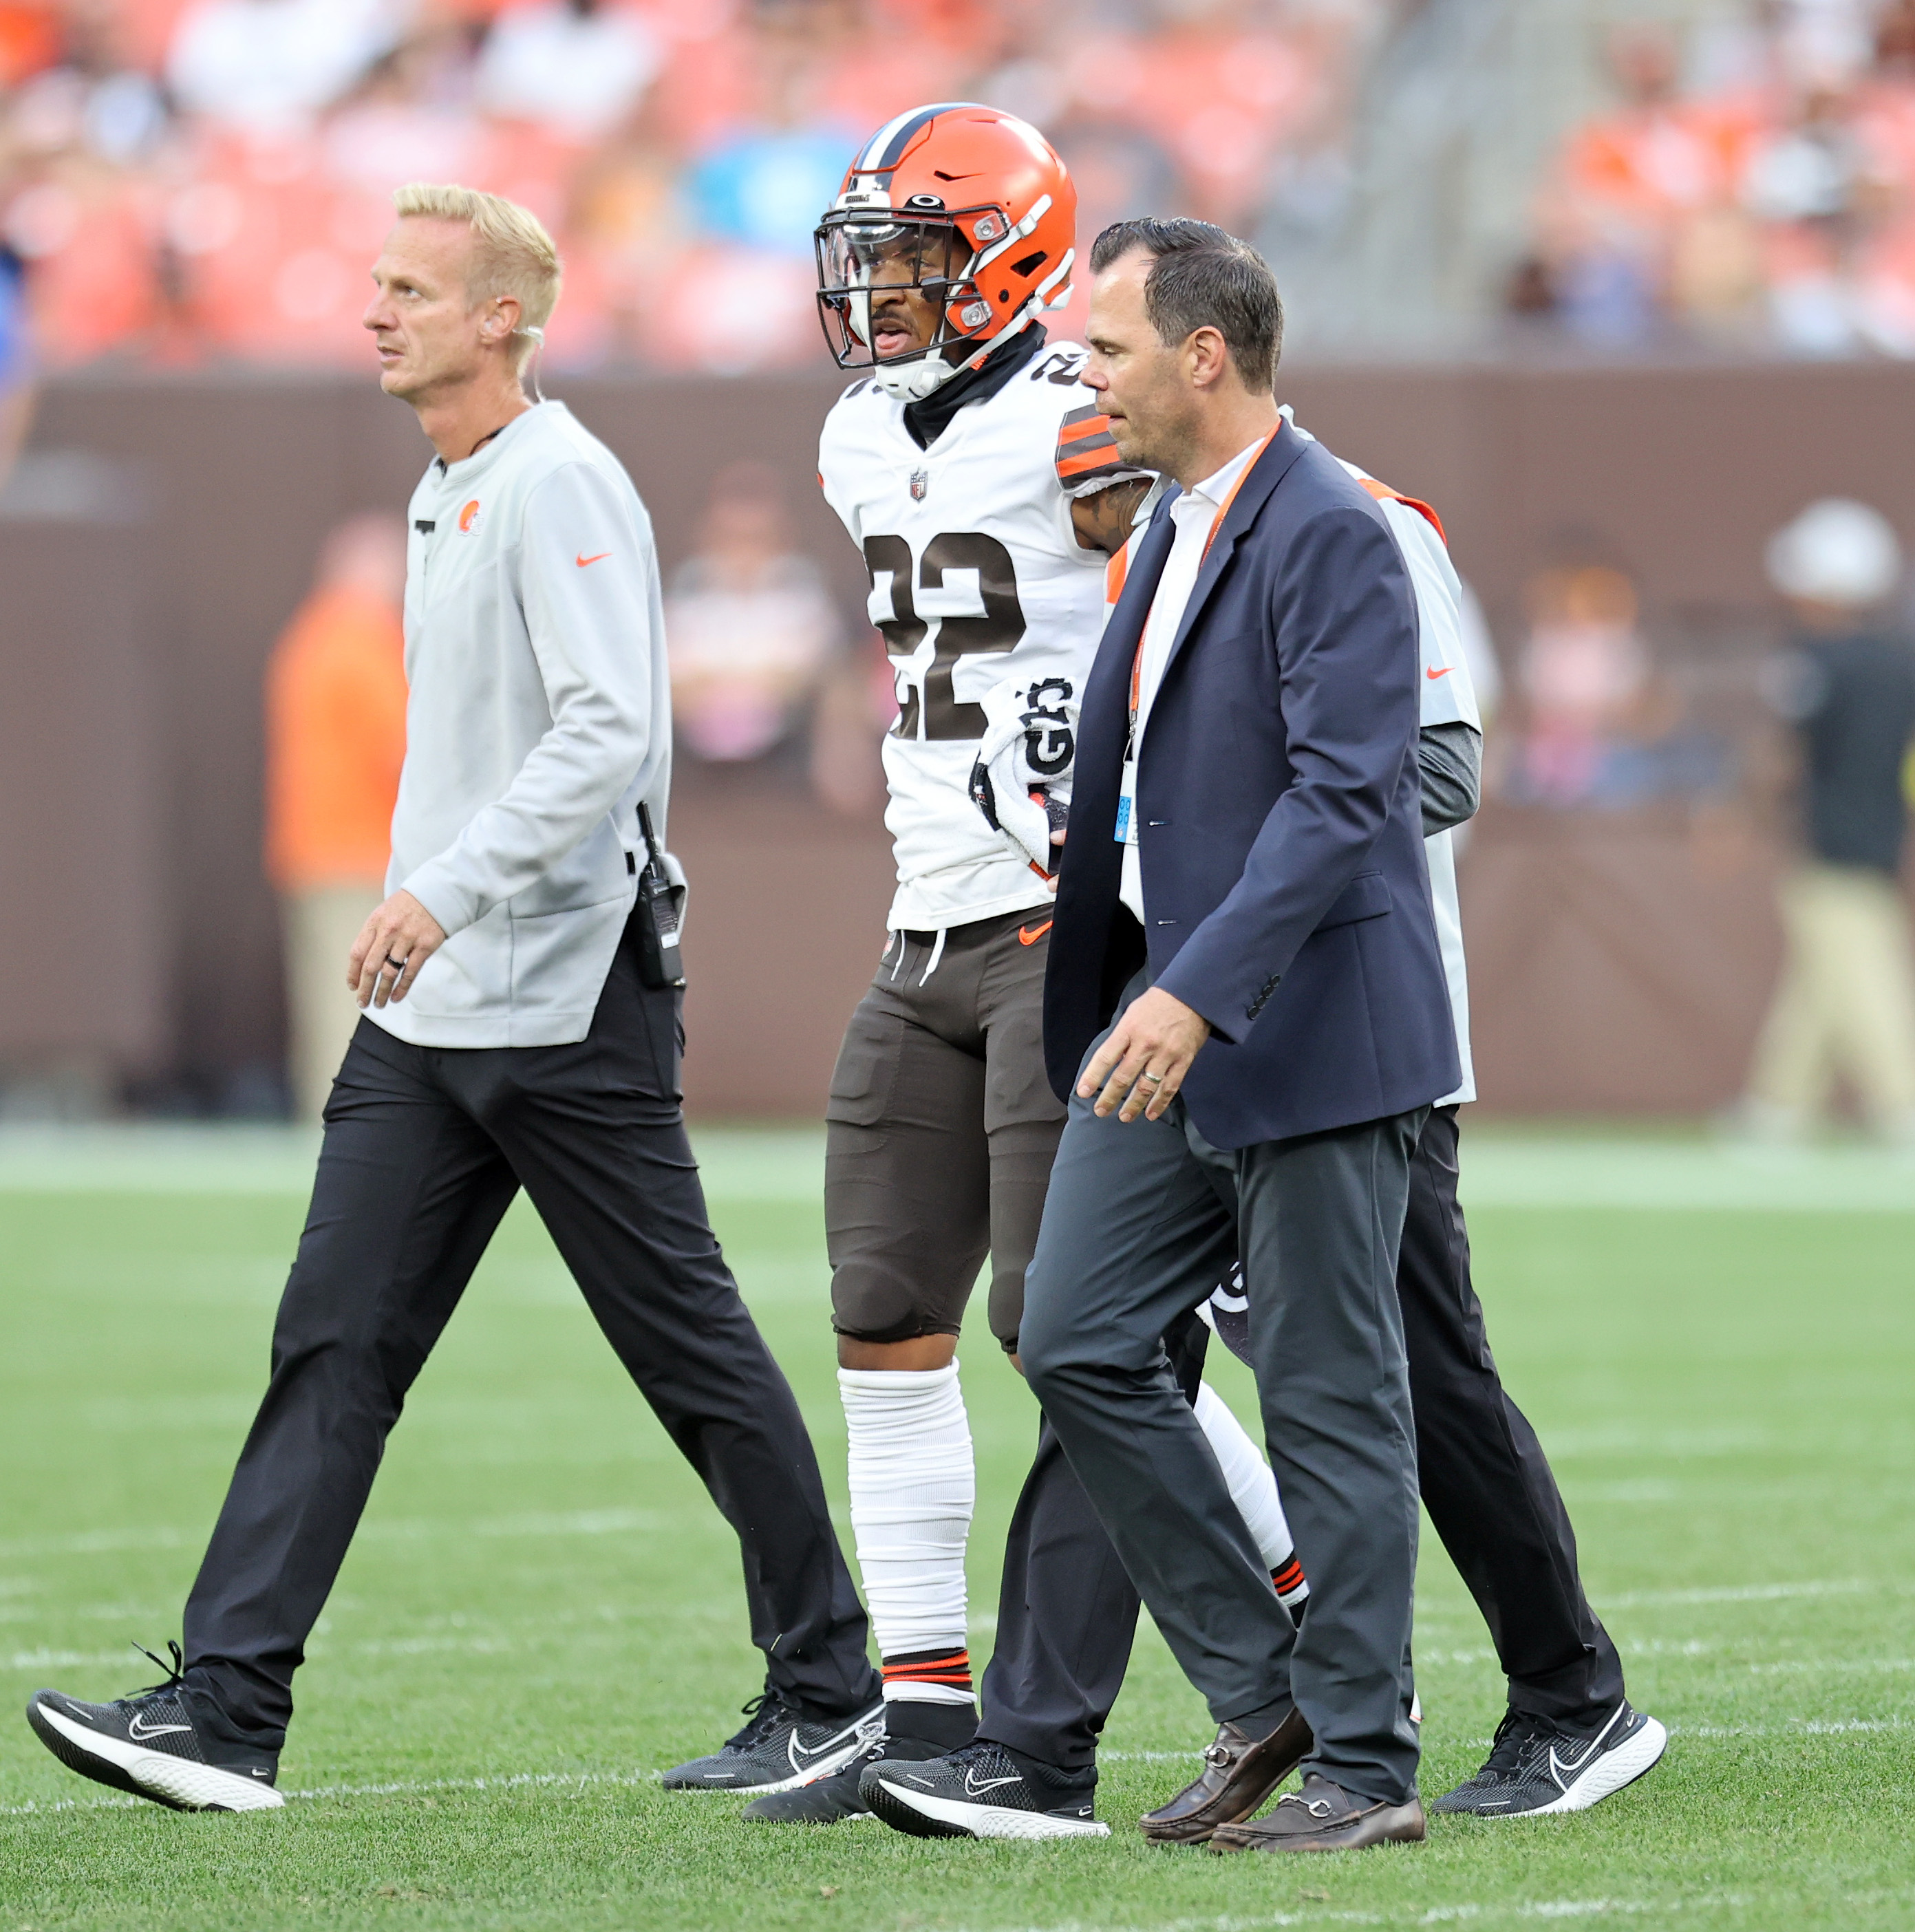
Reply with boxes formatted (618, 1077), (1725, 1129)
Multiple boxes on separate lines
(1210, 1773), (1426, 1854)
(1138, 1707), (1313, 1844)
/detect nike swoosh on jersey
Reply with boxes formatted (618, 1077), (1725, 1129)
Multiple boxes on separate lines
(576, 552), (610, 568)
(1426, 666), (1453, 680)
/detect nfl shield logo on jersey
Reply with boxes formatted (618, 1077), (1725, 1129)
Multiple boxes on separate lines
(910, 468), (928, 502)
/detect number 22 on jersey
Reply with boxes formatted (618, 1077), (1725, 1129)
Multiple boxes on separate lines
(863, 533), (1027, 742)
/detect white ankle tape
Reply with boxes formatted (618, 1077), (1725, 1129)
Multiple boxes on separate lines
(839, 1362), (974, 1699)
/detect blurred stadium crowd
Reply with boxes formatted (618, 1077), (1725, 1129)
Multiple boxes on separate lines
(1515, 0), (1915, 355)
(0, 0), (1389, 376)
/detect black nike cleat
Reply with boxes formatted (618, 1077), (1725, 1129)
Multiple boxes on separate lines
(1432, 1700), (1668, 1817)
(741, 1732), (897, 1823)
(660, 1688), (884, 1795)
(25, 1643), (283, 1813)
(860, 1739), (1109, 1840)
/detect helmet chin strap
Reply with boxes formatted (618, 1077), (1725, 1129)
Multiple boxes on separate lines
(870, 308), (1037, 402)
(873, 349), (957, 402)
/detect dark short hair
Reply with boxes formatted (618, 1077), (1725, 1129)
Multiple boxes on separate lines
(1088, 217), (1283, 393)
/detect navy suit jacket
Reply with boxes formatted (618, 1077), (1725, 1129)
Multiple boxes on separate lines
(1045, 422), (1459, 1148)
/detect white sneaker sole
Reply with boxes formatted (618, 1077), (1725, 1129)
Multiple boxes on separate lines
(33, 1704), (284, 1812)
(868, 1776), (1111, 1840)
(1497, 1717), (1669, 1818)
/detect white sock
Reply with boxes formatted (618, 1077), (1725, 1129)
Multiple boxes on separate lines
(839, 1362), (976, 1707)
(1192, 1380), (1302, 1586)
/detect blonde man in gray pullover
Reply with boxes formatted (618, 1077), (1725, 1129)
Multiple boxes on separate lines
(25, 186), (881, 1815)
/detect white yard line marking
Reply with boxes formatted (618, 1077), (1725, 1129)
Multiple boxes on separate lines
(961, 1888), (1915, 1932)
(0, 1527), (194, 1560)
(1742, 1657), (1915, 1677)
(1673, 1717), (1909, 1737)
(0, 1507), (678, 1566)
(6, 1649), (139, 1673)
(954, 1893), (1777, 1932)
(7, 1634), (523, 1673)
(1600, 1578), (1881, 1608)
(0, 1767), (660, 1816)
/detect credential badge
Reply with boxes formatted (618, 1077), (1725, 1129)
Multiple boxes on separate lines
(910, 468), (928, 502)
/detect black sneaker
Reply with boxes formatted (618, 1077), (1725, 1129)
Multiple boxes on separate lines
(25, 1643), (283, 1814)
(659, 1688), (884, 1794)
(738, 1732), (886, 1824)
(1432, 1700), (1668, 1817)
(860, 1739), (1109, 1840)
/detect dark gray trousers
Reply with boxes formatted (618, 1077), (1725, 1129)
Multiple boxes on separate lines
(1019, 988), (1426, 1806)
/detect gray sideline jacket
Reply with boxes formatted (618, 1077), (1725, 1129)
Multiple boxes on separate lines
(370, 401), (672, 1049)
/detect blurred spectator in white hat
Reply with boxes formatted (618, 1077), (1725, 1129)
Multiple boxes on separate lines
(474, 0), (663, 144)
(169, 0), (403, 133)
(1738, 497), (1915, 1144)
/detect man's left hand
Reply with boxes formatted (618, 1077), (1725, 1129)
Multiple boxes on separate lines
(1078, 987), (1210, 1122)
(349, 890), (448, 1009)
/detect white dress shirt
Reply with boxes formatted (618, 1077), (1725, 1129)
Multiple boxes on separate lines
(1117, 437), (1265, 923)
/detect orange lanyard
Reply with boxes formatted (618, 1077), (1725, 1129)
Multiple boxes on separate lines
(1128, 426), (1279, 733)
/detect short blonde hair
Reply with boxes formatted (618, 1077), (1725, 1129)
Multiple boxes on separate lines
(393, 182), (561, 366)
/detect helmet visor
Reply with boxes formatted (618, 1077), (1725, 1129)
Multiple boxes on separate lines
(814, 212), (985, 369)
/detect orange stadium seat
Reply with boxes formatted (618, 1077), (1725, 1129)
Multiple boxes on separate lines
(115, 0), (197, 74)
(1559, 94), (1766, 224)
(1063, 21), (1326, 228)
(6, 171), (160, 363)
(0, 2), (60, 86)
(167, 133), (371, 363)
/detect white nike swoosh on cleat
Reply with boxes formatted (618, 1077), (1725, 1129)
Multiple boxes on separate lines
(1547, 1704), (1627, 1790)
(963, 1772), (1022, 1796)
(786, 1709), (882, 1775)
(127, 1716), (192, 1741)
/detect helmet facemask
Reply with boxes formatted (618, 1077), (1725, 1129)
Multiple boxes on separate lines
(815, 205), (1006, 402)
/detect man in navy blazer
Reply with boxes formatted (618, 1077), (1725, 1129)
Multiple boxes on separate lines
(1016, 220), (1457, 1852)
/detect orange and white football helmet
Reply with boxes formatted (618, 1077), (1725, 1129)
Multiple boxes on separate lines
(815, 103), (1077, 401)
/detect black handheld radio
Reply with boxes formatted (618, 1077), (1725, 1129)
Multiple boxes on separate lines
(634, 802), (685, 989)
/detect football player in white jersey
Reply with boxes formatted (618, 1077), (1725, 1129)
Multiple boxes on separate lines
(741, 108), (1305, 1829)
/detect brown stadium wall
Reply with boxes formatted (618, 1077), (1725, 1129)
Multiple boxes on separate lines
(3, 358), (1911, 1119)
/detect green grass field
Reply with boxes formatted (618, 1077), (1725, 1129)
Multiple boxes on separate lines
(1, 1126), (1912, 1932)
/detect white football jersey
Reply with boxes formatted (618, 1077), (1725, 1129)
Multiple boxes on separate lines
(819, 341), (1110, 932)
(1331, 452), (1480, 1108)
(1103, 428), (1482, 1104)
